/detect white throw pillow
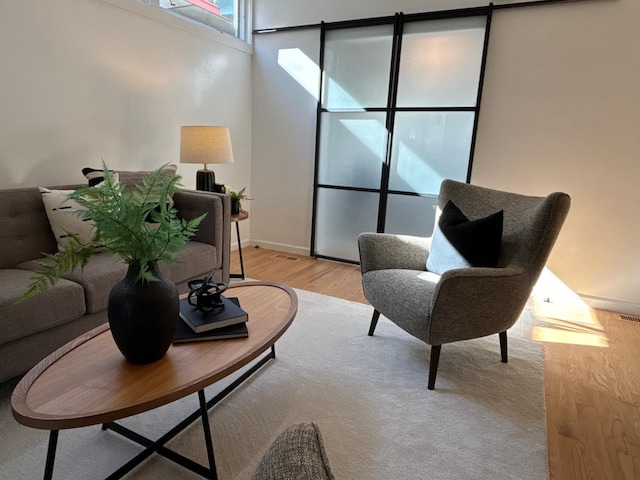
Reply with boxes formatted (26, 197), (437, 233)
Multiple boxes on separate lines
(39, 187), (97, 251)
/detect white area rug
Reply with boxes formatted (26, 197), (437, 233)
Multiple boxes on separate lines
(0, 289), (547, 479)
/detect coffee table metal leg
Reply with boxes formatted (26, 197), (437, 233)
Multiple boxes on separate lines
(44, 430), (59, 480)
(198, 389), (218, 480)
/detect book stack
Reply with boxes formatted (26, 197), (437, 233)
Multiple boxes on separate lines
(173, 296), (249, 343)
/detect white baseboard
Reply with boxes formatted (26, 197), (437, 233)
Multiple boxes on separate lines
(230, 239), (252, 252)
(579, 294), (640, 316)
(247, 239), (310, 257)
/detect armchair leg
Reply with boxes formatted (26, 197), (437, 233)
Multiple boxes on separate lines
(428, 345), (441, 390)
(368, 310), (380, 336)
(499, 331), (508, 363)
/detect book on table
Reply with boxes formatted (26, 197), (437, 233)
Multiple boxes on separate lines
(173, 318), (248, 343)
(179, 296), (248, 333)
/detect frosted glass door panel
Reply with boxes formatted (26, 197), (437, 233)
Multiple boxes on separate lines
(389, 112), (474, 195)
(385, 194), (439, 237)
(315, 188), (378, 261)
(323, 26), (394, 109)
(318, 112), (386, 189)
(313, 15), (487, 262)
(396, 17), (486, 108)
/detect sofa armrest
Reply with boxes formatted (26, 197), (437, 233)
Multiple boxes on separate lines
(173, 189), (231, 282)
(358, 233), (431, 274)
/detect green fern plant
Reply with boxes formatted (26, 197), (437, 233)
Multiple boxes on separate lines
(20, 163), (206, 302)
(229, 187), (249, 203)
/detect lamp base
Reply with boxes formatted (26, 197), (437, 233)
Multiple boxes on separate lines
(196, 170), (216, 192)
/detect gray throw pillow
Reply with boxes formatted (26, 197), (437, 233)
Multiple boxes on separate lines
(81, 165), (177, 192)
(117, 164), (178, 192)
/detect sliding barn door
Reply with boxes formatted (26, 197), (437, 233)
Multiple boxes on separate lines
(312, 11), (491, 262)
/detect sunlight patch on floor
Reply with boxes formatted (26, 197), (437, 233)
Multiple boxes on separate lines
(531, 325), (608, 347)
(529, 268), (608, 347)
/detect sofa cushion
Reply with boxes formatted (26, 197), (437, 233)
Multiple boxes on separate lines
(115, 165), (178, 193)
(62, 243), (217, 312)
(17, 253), (128, 315)
(252, 422), (335, 480)
(0, 269), (86, 346)
(18, 242), (216, 315)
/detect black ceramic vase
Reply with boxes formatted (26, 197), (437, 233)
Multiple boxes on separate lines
(108, 262), (179, 364)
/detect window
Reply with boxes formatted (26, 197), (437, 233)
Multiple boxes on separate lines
(145, 0), (249, 41)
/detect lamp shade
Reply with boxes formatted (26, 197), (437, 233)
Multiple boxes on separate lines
(180, 126), (234, 167)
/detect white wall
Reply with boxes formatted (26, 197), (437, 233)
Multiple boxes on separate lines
(474, 0), (640, 313)
(251, 0), (640, 314)
(251, 30), (320, 254)
(0, 0), (253, 247)
(254, 0), (575, 30)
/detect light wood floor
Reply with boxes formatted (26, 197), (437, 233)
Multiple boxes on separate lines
(231, 246), (640, 480)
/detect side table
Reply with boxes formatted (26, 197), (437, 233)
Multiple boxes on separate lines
(230, 210), (249, 280)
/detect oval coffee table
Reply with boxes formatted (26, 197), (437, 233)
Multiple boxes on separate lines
(11, 281), (297, 480)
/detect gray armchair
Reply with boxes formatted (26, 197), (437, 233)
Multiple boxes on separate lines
(358, 179), (571, 390)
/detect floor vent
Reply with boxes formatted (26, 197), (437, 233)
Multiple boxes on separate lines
(274, 254), (299, 261)
(621, 314), (640, 323)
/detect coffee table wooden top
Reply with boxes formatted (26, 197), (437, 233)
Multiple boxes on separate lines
(12, 282), (297, 431)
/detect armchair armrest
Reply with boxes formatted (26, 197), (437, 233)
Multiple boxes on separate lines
(252, 422), (334, 480)
(428, 266), (531, 345)
(358, 233), (431, 274)
(173, 189), (231, 282)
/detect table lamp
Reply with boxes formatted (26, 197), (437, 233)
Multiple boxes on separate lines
(180, 126), (234, 191)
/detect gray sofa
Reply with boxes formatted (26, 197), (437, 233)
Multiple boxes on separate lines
(0, 185), (231, 382)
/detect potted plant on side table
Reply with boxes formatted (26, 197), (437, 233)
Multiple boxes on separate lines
(228, 187), (251, 215)
(20, 163), (205, 364)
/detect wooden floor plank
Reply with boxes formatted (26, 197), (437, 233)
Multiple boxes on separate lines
(231, 246), (640, 479)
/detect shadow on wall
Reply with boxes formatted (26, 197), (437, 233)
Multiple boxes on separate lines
(1, 132), (160, 189)
(0, 125), (108, 188)
(18, 153), (94, 189)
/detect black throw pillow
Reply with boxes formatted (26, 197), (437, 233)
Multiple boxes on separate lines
(82, 167), (118, 186)
(426, 200), (503, 275)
